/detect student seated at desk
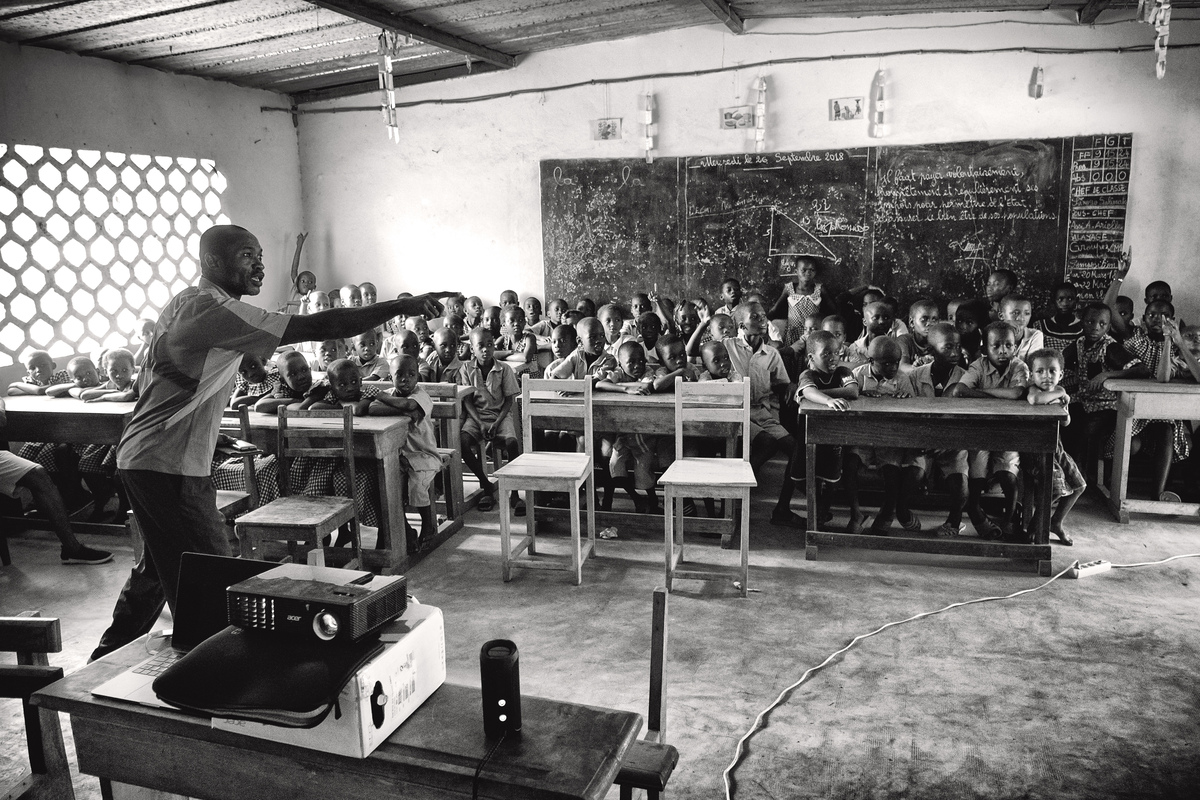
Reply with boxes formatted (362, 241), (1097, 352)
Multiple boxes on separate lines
(45, 356), (101, 398)
(1033, 281), (1083, 352)
(371, 354), (441, 554)
(896, 298), (939, 371)
(385, 329), (421, 365)
(686, 313), (735, 362)
(7, 350), (69, 395)
(496, 305), (538, 376)
(308, 337), (344, 373)
(844, 337), (922, 536)
(845, 298), (899, 365)
(792, 330), (860, 526)
(480, 306), (503, 342)
(421, 327), (463, 383)
(652, 334), (698, 391)
(339, 284), (362, 308)
(349, 329), (390, 382)
(955, 299), (990, 366)
(947, 322), (1029, 541)
(898, 322), (970, 538)
(79, 348), (138, 404)
(255, 351), (313, 414)
(1025, 348), (1085, 545)
(499, 289), (519, 309)
(459, 328), (523, 515)
(1061, 302), (1146, 481)
(597, 340), (659, 513)
(404, 316), (435, 363)
(620, 293), (653, 338)
(530, 298), (568, 343)
(545, 324), (577, 377)
(522, 295), (542, 328)
(228, 353), (279, 409)
(300, 357), (381, 416)
(636, 312), (665, 369)
(1111, 301), (1193, 502)
(549, 319), (615, 380)
(985, 268), (1017, 322)
(463, 296), (484, 331)
(597, 304), (636, 359)
(998, 295), (1044, 365)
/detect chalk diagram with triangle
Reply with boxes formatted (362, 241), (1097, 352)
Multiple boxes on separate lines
(767, 207), (843, 264)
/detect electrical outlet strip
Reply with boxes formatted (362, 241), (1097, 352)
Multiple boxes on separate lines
(1067, 559), (1111, 578)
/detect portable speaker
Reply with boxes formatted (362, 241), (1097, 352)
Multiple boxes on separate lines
(480, 639), (521, 738)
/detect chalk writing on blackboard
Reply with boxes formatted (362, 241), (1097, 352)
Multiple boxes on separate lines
(1064, 134), (1131, 301)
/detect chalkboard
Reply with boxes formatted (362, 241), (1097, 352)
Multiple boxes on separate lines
(540, 135), (1131, 315)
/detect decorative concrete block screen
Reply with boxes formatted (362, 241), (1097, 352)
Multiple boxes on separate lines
(0, 143), (229, 368)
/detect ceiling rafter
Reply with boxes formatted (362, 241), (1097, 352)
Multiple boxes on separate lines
(1077, 0), (1112, 24)
(302, 0), (516, 69)
(290, 59), (507, 104)
(697, 0), (744, 34)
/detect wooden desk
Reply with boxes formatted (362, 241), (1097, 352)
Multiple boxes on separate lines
(1103, 378), (1200, 523)
(2, 395), (136, 535)
(801, 397), (1067, 574)
(33, 641), (642, 800)
(526, 391), (744, 545)
(245, 412), (412, 574)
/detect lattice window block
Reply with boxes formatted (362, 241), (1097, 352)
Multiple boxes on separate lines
(0, 143), (230, 367)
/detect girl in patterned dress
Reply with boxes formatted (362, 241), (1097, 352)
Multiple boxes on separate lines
(767, 255), (837, 348)
(1026, 349), (1085, 546)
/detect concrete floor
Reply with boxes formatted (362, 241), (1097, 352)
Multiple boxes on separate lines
(3, 469), (1200, 800)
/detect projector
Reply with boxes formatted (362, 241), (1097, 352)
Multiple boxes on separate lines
(227, 564), (407, 644)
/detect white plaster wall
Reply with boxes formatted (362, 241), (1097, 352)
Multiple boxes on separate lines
(0, 41), (304, 307)
(299, 10), (1200, 322)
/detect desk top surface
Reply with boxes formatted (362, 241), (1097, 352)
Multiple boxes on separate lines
(35, 640), (641, 800)
(244, 410), (411, 433)
(1104, 378), (1200, 394)
(2, 394), (136, 417)
(800, 396), (1068, 420)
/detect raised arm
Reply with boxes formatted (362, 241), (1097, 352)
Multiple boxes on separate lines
(1102, 249), (1132, 338)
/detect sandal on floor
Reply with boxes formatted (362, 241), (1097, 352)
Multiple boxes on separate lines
(898, 514), (922, 533)
(478, 492), (495, 512)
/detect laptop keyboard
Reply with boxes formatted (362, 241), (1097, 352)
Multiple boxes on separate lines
(132, 649), (181, 677)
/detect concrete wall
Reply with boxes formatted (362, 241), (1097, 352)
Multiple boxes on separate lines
(0, 41), (303, 380)
(299, 10), (1200, 322)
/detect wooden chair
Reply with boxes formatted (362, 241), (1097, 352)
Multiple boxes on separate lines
(614, 587), (679, 800)
(420, 382), (466, 522)
(213, 405), (262, 520)
(0, 613), (75, 800)
(492, 378), (595, 584)
(234, 406), (362, 568)
(658, 377), (755, 596)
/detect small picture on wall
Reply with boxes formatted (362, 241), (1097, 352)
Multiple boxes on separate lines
(592, 118), (623, 140)
(720, 105), (756, 129)
(829, 97), (865, 121)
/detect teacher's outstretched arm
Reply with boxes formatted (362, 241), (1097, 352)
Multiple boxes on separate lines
(281, 292), (449, 345)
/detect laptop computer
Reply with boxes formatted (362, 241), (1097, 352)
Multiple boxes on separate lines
(91, 552), (276, 708)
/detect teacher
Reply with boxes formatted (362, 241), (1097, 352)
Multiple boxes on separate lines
(93, 224), (444, 660)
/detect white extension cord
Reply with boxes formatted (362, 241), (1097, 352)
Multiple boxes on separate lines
(722, 552), (1200, 800)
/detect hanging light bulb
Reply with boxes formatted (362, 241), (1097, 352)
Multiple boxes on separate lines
(754, 77), (767, 153)
(869, 69), (890, 138)
(1029, 66), (1045, 99)
(377, 31), (400, 144)
(642, 93), (655, 164)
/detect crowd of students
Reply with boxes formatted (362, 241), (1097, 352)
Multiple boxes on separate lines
(10, 254), (1198, 561)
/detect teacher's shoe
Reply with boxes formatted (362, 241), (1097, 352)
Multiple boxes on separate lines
(61, 545), (114, 565)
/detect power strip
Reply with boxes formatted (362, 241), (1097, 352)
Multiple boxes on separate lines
(1067, 559), (1111, 578)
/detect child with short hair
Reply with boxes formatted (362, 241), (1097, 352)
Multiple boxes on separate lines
(307, 290), (332, 315)
(597, 304), (635, 358)
(522, 296), (542, 327)
(463, 296), (484, 330)
(499, 289), (519, 308)
(844, 337), (922, 535)
(899, 323), (970, 537)
(674, 301), (700, 347)
(575, 297), (597, 319)
(621, 293), (654, 337)
(715, 278), (742, 317)
(545, 324), (578, 375)
(45, 356), (100, 398)
(793, 330), (860, 525)
(549, 318), (616, 379)
(530, 298), (568, 342)
(699, 340), (733, 382)
(1112, 296), (1137, 341)
(256, 351), (314, 414)
(985, 268), (1017, 321)
(371, 354), (443, 553)
(7, 350), (69, 395)
(637, 312), (664, 367)
(421, 327), (463, 383)
(725, 300), (799, 526)
(228, 353), (280, 409)
(955, 299), (990, 364)
(79, 348), (138, 403)
(309, 338), (345, 373)
(339, 284), (363, 308)
(458, 328), (523, 514)
(349, 328), (390, 381)
(1034, 282), (1083, 351)
(597, 340), (659, 511)
(896, 298), (939, 370)
(652, 333), (698, 391)
(1114, 300), (1192, 501)
(404, 316), (435, 361)
(686, 313), (736, 359)
(301, 357), (381, 416)
(1061, 302), (1146, 477)
(846, 298), (898, 365)
(998, 295), (1044, 364)
(359, 282), (377, 305)
(496, 305), (538, 375)
(819, 316), (850, 364)
(948, 321), (1029, 540)
(1025, 348), (1085, 545)
(481, 306), (503, 342)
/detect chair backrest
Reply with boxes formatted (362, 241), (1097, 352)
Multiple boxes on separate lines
(419, 382), (463, 448)
(673, 377), (751, 462)
(276, 406), (356, 499)
(0, 613), (69, 792)
(521, 378), (594, 462)
(218, 405), (260, 508)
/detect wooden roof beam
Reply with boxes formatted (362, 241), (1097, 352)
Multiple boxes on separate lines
(289, 59), (507, 104)
(698, 0), (744, 34)
(303, 0), (516, 69)
(1077, 0), (1112, 24)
